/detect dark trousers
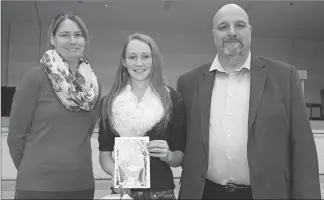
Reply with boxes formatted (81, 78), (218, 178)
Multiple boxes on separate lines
(202, 179), (252, 199)
(14, 188), (94, 199)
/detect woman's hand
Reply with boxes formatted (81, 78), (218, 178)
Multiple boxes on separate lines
(111, 174), (130, 197)
(146, 140), (171, 162)
(111, 185), (130, 197)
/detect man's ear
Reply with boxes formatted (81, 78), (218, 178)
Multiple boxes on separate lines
(249, 25), (252, 33)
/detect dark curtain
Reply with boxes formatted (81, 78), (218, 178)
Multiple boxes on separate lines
(1, 86), (16, 117)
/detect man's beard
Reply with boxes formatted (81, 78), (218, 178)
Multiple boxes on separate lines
(223, 41), (244, 63)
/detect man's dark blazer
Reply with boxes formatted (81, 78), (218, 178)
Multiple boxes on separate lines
(177, 55), (321, 199)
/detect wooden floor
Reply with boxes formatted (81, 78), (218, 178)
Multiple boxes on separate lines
(1, 177), (324, 199)
(1, 179), (181, 199)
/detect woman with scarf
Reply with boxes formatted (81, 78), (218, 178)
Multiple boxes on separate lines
(7, 12), (101, 199)
(98, 33), (186, 200)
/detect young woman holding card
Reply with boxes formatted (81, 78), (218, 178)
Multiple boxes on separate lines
(98, 33), (186, 200)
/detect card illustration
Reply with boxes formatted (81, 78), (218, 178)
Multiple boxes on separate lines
(114, 137), (150, 188)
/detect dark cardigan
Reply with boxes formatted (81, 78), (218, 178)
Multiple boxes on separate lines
(98, 87), (186, 192)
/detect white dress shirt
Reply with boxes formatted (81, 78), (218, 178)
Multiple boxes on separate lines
(206, 52), (251, 185)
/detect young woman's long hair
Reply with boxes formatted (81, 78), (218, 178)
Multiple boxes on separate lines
(101, 33), (173, 135)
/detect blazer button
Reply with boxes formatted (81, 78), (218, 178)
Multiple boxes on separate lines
(201, 176), (206, 181)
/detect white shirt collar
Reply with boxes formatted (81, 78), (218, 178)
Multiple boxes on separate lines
(209, 51), (251, 72)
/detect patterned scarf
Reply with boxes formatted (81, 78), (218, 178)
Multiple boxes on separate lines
(40, 50), (99, 112)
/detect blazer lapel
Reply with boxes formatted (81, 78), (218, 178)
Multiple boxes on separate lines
(248, 56), (267, 134)
(197, 67), (216, 155)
